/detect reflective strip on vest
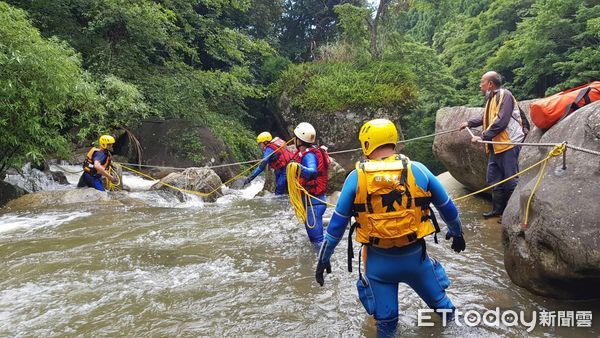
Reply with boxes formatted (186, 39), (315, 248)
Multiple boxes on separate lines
(353, 155), (435, 248)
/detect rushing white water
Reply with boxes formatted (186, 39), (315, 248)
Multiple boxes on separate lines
(0, 169), (598, 337)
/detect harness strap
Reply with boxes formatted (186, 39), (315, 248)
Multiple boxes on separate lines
(353, 204), (366, 213)
(357, 244), (367, 286)
(400, 158), (408, 185)
(348, 222), (359, 272)
(428, 206), (440, 244)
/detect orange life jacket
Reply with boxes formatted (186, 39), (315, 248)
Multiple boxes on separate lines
(293, 146), (330, 196)
(83, 147), (111, 175)
(351, 155), (437, 248)
(265, 137), (294, 171)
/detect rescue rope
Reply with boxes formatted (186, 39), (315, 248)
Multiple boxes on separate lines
(287, 162), (309, 224)
(287, 161), (335, 226)
(115, 128), (463, 170)
(453, 143), (566, 202)
(327, 128), (461, 155)
(117, 138), (294, 197)
(104, 164), (122, 191)
(52, 164), (83, 174)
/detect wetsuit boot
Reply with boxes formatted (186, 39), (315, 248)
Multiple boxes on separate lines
(482, 190), (505, 218)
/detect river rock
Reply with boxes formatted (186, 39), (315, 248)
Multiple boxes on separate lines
(5, 188), (117, 210)
(433, 100), (536, 192)
(151, 167), (223, 202)
(257, 166), (277, 196)
(502, 101), (600, 299)
(274, 92), (404, 170)
(116, 119), (248, 183)
(327, 157), (347, 192)
(0, 181), (27, 208)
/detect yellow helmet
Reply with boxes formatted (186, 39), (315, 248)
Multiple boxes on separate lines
(256, 131), (272, 143)
(294, 122), (316, 144)
(358, 119), (398, 156)
(99, 134), (115, 149)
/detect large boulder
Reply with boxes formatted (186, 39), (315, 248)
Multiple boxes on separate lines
(433, 100), (536, 191)
(274, 92), (404, 170)
(327, 157), (347, 192)
(259, 166), (276, 195)
(5, 188), (116, 210)
(115, 119), (245, 182)
(502, 101), (600, 299)
(0, 181), (27, 208)
(151, 167), (223, 202)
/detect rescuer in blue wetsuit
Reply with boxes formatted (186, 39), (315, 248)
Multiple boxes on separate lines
(315, 119), (466, 337)
(291, 122), (330, 250)
(244, 132), (294, 195)
(77, 135), (117, 191)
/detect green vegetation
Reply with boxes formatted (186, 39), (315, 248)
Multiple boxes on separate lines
(1, 0), (598, 177)
(276, 60), (416, 114)
(165, 130), (206, 164)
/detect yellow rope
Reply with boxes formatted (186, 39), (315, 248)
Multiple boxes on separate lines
(454, 143), (566, 202)
(104, 165), (121, 191)
(117, 138), (294, 197)
(522, 143), (566, 228)
(287, 162), (309, 224)
(287, 161), (336, 226)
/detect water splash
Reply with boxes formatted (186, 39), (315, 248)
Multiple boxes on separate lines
(0, 210), (92, 234)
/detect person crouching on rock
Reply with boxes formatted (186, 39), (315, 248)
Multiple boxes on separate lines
(78, 134), (117, 191)
(244, 132), (294, 195)
(315, 119), (465, 338)
(291, 122), (330, 250)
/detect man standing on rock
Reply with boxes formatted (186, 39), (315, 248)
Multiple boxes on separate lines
(78, 134), (118, 191)
(244, 132), (293, 195)
(460, 71), (524, 221)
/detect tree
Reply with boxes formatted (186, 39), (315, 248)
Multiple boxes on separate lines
(488, 0), (600, 97)
(0, 3), (90, 176)
(279, 0), (364, 61)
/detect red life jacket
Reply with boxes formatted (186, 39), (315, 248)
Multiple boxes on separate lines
(265, 137), (294, 171)
(293, 146), (330, 196)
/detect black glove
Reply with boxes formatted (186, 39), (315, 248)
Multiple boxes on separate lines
(315, 260), (332, 287)
(243, 177), (252, 186)
(445, 233), (466, 253)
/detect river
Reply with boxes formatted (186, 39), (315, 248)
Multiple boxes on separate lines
(0, 168), (598, 337)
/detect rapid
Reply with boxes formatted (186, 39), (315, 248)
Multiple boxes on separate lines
(0, 167), (598, 337)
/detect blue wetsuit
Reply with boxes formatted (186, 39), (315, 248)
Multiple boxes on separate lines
(78, 150), (108, 191)
(318, 159), (463, 337)
(247, 147), (288, 195)
(298, 151), (326, 248)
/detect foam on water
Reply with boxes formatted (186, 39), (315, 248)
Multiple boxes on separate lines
(0, 211), (92, 234)
(217, 177), (264, 204)
(48, 164), (82, 186)
(121, 173), (158, 191)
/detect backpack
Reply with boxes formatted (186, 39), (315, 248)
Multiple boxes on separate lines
(530, 81), (600, 129)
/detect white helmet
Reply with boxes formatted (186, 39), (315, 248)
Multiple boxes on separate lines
(293, 122), (316, 144)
